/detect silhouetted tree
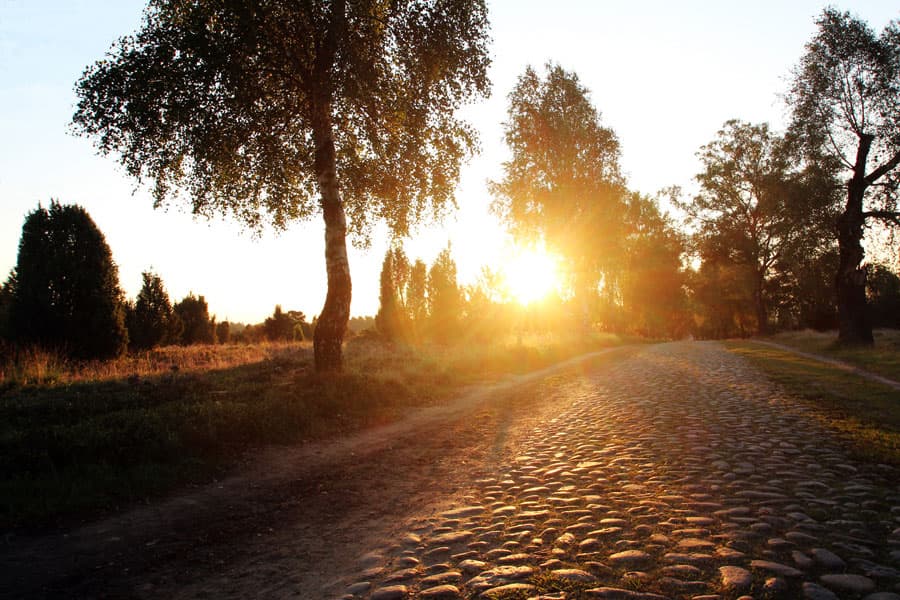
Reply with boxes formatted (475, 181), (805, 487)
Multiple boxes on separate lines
(789, 8), (900, 345)
(786, 246), (839, 331)
(215, 320), (231, 344)
(9, 202), (128, 359)
(73, 0), (491, 372)
(127, 270), (175, 350)
(427, 246), (462, 344)
(681, 121), (837, 335)
(264, 305), (306, 342)
(867, 264), (900, 329)
(173, 293), (215, 345)
(491, 63), (626, 330)
(0, 271), (14, 341)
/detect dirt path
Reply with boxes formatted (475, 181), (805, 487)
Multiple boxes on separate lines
(6, 341), (900, 599)
(2, 347), (630, 600)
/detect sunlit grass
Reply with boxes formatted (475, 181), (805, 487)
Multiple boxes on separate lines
(0, 332), (631, 530)
(767, 328), (900, 381)
(727, 340), (900, 465)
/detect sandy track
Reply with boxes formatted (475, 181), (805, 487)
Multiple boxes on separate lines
(2, 348), (623, 599)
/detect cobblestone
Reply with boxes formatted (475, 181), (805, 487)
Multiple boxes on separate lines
(342, 342), (900, 599)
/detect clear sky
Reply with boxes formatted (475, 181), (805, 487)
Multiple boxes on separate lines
(1, 1), (897, 323)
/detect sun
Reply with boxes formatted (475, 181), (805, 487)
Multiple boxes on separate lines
(503, 247), (561, 305)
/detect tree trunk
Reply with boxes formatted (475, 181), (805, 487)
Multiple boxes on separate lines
(312, 104), (351, 372)
(836, 134), (874, 346)
(754, 270), (768, 336)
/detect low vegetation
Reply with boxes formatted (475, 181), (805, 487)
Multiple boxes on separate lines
(765, 328), (900, 381)
(726, 338), (900, 466)
(0, 333), (626, 531)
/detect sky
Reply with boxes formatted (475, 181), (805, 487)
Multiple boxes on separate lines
(1, 1), (898, 323)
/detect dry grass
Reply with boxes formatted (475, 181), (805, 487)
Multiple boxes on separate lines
(0, 341), (306, 388)
(0, 332), (630, 530)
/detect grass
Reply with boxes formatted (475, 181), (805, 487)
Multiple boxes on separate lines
(725, 339), (900, 465)
(0, 332), (628, 531)
(765, 328), (900, 382)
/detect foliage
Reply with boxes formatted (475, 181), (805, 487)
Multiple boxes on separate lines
(215, 320), (231, 344)
(491, 63), (626, 319)
(375, 244), (411, 343)
(788, 8), (900, 345)
(127, 270), (176, 350)
(263, 305), (307, 342)
(72, 0), (492, 372)
(619, 193), (688, 338)
(9, 202), (128, 360)
(406, 259), (428, 342)
(682, 120), (838, 335)
(867, 264), (900, 328)
(787, 246), (839, 331)
(427, 245), (462, 344)
(688, 259), (757, 339)
(173, 293), (215, 345)
(0, 271), (14, 341)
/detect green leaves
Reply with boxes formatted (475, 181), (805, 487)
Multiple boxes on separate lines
(73, 0), (491, 241)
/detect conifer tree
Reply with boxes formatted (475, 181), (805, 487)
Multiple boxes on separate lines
(10, 201), (128, 359)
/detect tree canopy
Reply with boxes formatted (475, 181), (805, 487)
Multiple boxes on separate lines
(9, 202), (128, 359)
(789, 7), (900, 344)
(127, 270), (176, 350)
(681, 120), (838, 334)
(173, 293), (215, 345)
(491, 63), (626, 322)
(73, 0), (491, 371)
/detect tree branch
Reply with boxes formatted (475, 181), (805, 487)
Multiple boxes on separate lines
(862, 210), (900, 226)
(865, 149), (900, 186)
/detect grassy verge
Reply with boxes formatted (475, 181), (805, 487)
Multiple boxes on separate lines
(765, 328), (900, 382)
(726, 340), (900, 465)
(0, 332), (629, 531)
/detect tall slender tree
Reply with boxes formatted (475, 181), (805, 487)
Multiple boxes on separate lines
(406, 259), (428, 342)
(375, 244), (410, 343)
(788, 8), (900, 345)
(128, 270), (175, 350)
(73, 0), (491, 371)
(491, 63), (626, 329)
(427, 245), (461, 344)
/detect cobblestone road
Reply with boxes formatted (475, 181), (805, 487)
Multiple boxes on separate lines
(341, 342), (900, 600)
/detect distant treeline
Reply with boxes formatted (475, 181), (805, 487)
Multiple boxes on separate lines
(0, 202), (335, 361)
(3, 195), (900, 365)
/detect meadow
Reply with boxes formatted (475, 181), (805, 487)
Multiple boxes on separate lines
(0, 332), (623, 530)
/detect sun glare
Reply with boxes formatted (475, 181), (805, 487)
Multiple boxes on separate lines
(503, 248), (560, 305)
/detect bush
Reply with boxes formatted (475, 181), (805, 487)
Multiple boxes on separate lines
(9, 202), (128, 359)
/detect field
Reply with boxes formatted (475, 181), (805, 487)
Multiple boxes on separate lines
(0, 332), (624, 530)
(726, 329), (900, 466)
